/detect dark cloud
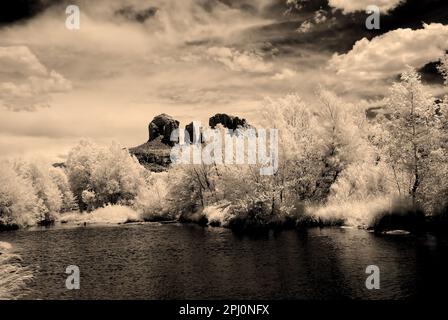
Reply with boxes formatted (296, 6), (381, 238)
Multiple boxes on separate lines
(115, 5), (158, 23)
(379, 0), (448, 32)
(0, 0), (62, 25)
(215, 0), (258, 15)
(418, 60), (445, 85)
(283, 0), (330, 15)
(276, 0), (448, 54)
(237, 12), (369, 56)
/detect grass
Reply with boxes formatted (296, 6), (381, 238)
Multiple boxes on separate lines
(0, 244), (33, 300)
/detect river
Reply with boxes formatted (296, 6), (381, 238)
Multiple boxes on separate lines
(1, 223), (448, 299)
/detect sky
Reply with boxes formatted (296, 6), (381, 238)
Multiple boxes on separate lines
(0, 0), (447, 161)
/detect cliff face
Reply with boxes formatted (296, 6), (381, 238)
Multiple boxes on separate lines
(129, 114), (179, 172)
(148, 113), (179, 146)
(130, 113), (250, 171)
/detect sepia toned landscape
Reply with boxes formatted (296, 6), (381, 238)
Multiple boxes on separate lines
(1, 0), (448, 301)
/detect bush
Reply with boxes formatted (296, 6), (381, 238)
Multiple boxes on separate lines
(0, 163), (43, 229)
(202, 203), (233, 227)
(309, 197), (396, 228)
(228, 201), (278, 231)
(133, 172), (174, 221)
(13, 160), (64, 224)
(65, 140), (148, 211)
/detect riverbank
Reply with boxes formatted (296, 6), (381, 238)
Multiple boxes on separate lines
(2, 202), (447, 237)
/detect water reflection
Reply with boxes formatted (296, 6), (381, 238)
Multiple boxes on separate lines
(0, 224), (447, 299)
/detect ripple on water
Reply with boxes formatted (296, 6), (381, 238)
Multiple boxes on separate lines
(1, 225), (448, 299)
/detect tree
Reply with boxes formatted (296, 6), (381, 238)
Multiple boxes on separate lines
(49, 167), (78, 212)
(437, 54), (448, 86)
(0, 162), (43, 228)
(133, 172), (171, 220)
(65, 140), (148, 211)
(260, 94), (322, 203)
(13, 160), (63, 223)
(311, 89), (373, 201)
(383, 66), (437, 206)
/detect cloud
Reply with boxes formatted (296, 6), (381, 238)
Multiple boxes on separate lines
(0, 46), (48, 76)
(328, 0), (405, 13)
(0, 46), (71, 111)
(115, 5), (158, 23)
(297, 9), (329, 33)
(272, 68), (297, 80)
(2, 0), (442, 159)
(328, 23), (448, 93)
(206, 46), (273, 73)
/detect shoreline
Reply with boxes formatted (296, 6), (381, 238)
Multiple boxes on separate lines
(1, 213), (446, 237)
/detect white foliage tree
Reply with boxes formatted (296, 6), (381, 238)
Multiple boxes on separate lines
(438, 54), (448, 86)
(49, 167), (78, 212)
(13, 160), (63, 223)
(65, 140), (148, 211)
(133, 172), (172, 220)
(0, 162), (43, 228)
(383, 66), (438, 207)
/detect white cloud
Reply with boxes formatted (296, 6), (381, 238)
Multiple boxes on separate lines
(206, 47), (273, 74)
(297, 9), (329, 33)
(297, 20), (313, 33)
(0, 46), (71, 111)
(0, 0), (393, 158)
(272, 68), (297, 80)
(328, 0), (404, 13)
(0, 46), (48, 76)
(329, 23), (448, 85)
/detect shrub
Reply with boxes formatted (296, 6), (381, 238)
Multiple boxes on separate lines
(133, 172), (174, 221)
(0, 163), (43, 229)
(65, 140), (148, 211)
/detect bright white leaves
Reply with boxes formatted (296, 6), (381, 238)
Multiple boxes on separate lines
(438, 54), (448, 85)
(0, 160), (76, 227)
(383, 67), (441, 205)
(65, 140), (148, 211)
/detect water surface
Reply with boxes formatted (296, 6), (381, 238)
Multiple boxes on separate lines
(1, 223), (447, 299)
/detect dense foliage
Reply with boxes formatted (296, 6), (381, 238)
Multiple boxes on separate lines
(1, 64), (447, 232)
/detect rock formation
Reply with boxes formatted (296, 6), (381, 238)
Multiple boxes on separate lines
(130, 113), (251, 171)
(148, 113), (179, 146)
(129, 114), (179, 172)
(209, 113), (249, 131)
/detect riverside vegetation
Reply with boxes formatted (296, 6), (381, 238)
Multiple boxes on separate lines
(1, 64), (448, 234)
